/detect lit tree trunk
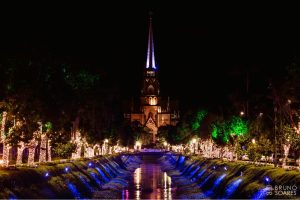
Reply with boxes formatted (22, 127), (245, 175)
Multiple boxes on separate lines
(1, 112), (9, 167)
(209, 140), (213, 158)
(71, 131), (82, 159)
(220, 147), (225, 159)
(282, 143), (291, 167)
(93, 144), (99, 156)
(71, 115), (80, 140)
(2, 143), (10, 167)
(16, 142), (25, 165)
(28, 147), (35, 166)
(71, 114), (81, 159)
(234, 140), (238, 161)
(230, 148), (234, 161)
(1, 111), (7, 140)
(39, 135), (47, 163)
(294, 123), (300, 167)
(47, 139), (52, 162)
(28, 140), (37, 166)
(84, 144), (94, 158)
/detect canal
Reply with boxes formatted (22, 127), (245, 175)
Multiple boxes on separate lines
(122, 155), (176, 200)
(1, 153), (298, 199)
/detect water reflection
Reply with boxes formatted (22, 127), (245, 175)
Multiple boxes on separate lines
(124, 164), (175, 200)
(135, 167), (141, 199)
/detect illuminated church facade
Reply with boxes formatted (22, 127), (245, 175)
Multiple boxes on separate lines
(124, 15), (180, 142)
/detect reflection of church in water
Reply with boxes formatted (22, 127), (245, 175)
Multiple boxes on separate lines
(124, 15), (180, 143)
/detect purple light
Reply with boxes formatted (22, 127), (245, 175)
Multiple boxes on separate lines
(88, 162), (93, 167)
(224, 166), (228, 170)
(213, 166), (216, 170)
(45, 172), (49, 177)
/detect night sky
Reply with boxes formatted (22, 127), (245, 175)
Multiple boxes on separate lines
(1, 3), (300, 111)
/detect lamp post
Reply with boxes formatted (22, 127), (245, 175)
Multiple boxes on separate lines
(240, 111), (245, 116)
(135, 141), (142, 151)
(163, 141), (167, 152)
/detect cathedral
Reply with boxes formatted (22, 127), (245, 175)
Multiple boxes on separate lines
(124, 15), (180, 143)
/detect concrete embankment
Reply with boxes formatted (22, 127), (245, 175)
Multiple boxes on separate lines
(0, 155), (141, 199)
(1, 153), (298, 199)
(160, 154), (300, 199)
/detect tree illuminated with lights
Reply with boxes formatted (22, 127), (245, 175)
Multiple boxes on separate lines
(192, 110), (207, 131)
(228, 116), (248, 137)
(211, 120), (227, 144)
(211, 116), (248, 145)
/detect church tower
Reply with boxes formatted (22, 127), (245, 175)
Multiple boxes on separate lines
(141, 15), (160, 106)
(140, 14), (160, 142)
(125, 14), (179, 144)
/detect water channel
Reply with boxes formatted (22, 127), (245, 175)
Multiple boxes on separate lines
(122, 156), (176, 200)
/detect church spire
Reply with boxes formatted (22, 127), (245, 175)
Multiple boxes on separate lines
(146, 13), (156, 69)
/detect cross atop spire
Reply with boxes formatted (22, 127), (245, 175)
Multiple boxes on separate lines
(146, 13), (156, 69)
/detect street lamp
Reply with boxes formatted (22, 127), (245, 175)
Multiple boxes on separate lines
(163, 142), (167, 151)
(240, 111), (245, 116)
(135, 141), (142, 151)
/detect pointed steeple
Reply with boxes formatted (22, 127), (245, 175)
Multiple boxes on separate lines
(146, 13), (156, 69)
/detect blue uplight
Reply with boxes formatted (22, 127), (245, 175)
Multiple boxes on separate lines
(252, 186), (272, 200)
(224, 178), (243, 198)
(88, 162), (93, 167)
(212, 166), (216, 170)
(264, 176), (270, 184)
(45, 172), (50, 177)
(67, 182), (81, 198)
(65, 167), (70, 172)
(224, 166), (228, 170)
(8, 193), (17, 200)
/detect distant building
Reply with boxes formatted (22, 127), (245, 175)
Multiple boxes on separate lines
(124, 15), (180, 143)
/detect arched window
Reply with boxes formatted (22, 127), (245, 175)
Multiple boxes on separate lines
(147, 85), (154, 94)
(149, 97), (152, 105)
(149, 97), (157, 105)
